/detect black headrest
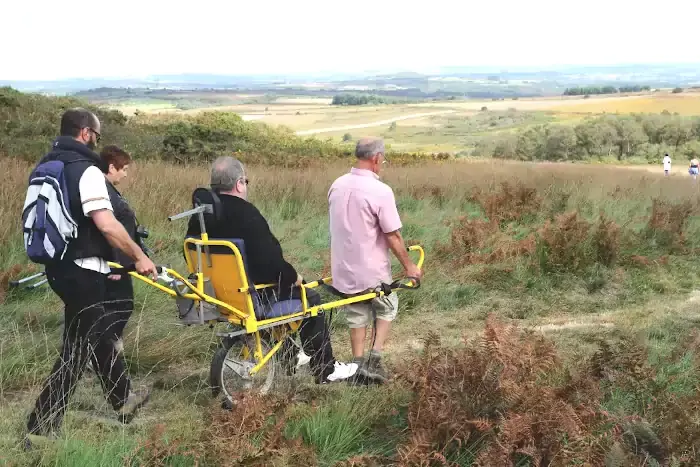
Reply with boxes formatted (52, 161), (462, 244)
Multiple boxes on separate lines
(192, 187), (223, 223)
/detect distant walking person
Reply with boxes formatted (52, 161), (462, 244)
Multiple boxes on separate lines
(663, 153), (672, 176)
(22, 109), (157, 449)
(689, 158), (699, 180)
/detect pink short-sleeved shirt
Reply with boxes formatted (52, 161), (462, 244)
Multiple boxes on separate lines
(328, 168), (403, 294)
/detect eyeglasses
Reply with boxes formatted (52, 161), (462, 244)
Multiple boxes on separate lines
(87, 127), (101, 143)
(239, 177), (249, 185)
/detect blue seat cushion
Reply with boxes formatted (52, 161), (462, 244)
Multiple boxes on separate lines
(255, 299), (302, 320)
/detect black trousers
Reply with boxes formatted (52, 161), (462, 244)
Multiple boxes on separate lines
(27, 262), (131, 435)
(104, 276), (134, 339)
(266, 287), (336, 380)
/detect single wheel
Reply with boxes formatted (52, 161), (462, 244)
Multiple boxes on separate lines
(209, 334), (277, 404)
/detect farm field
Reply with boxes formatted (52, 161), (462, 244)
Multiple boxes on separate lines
(106, 90), (700, 154)
(4, 158), (700, 465)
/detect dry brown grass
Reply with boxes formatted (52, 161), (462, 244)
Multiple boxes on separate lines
(4, 157), (695, 271)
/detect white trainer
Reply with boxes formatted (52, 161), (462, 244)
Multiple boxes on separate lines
(325, 361), (359, 382)
(296, 350), (311, 367)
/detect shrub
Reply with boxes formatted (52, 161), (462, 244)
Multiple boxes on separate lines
(473, 181), (542, 224)
(536, 211), (592, 273)
(396, 316), (609, 466)
(592, 214), (621, 267)
(644, 198), (694, 252)
(536, 211), (621, 274)
(396, 316), (700, 465)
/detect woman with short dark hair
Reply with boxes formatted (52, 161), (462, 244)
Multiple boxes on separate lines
(100, 145), (142, 340)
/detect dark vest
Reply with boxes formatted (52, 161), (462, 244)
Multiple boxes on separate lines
(38, 136), (113, 262)
(106, 181), (138, 266)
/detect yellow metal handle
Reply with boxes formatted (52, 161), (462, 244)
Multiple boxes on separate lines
(408, 245), (425, 269)
(304, 245), (425, 289)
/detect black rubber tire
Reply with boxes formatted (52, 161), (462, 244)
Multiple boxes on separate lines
(209, 335), (276, 402)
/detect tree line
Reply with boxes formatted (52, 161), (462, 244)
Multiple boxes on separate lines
(474, 113), (700, 162)
(563, 85), (652, 96)
(331, 94), (405, 106)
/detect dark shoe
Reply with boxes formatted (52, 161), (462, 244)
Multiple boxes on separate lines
(23, 433), (54, 451)
(116, 387), (151, 424)
(348, 356), (369, 386)
(359, 353), (388, 384)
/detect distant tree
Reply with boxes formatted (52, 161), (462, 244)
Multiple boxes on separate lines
(612, 117), (648, 160)
(564, 86), (618, 96)
(342, 133), (352, 142)
(481, 106), (488, 111)
(672, 87), (684, 94)
(575, 117), (617, 158)
(544, 125), (578, 161)
(515, 126), (546, 161)
(492, 135), (518, 159)
(389, 122), (397, 131)
(660, 117), (694, 148)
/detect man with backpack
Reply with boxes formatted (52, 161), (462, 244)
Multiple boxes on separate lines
(22, 108), (158, 447)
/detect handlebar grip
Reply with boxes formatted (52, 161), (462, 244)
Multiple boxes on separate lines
(110, 264), (164, 276)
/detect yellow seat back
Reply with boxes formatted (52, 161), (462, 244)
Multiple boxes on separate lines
(184, 238), (255, 318)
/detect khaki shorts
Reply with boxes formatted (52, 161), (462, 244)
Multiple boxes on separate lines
(343, 290), (399, 329)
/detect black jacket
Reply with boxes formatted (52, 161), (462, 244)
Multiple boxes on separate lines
(39, 136), (112, 262)
(106, 181), (138, 267)
(185, 194), (298, 292)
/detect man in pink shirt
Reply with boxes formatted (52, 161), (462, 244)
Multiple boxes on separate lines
(328, 137), (422, 384)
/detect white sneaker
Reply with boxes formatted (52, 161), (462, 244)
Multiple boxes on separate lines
(296, 350), (311, 367)
(324, 361), (359, 382)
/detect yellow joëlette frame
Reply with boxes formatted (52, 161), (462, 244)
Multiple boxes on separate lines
(109, 242), (425, 336)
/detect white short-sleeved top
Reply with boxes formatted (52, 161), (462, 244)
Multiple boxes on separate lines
(74, 165), (113, 273)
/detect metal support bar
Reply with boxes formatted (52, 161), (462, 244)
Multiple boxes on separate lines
(215, 313), (320, 338)
(168, 205), (208, 221)
(9, 271), (46, 287)
(168, 204), (213, 268)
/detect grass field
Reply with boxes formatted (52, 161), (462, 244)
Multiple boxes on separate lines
(3, 158), (700, 465)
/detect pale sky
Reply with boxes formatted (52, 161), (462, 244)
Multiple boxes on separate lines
(2, 0), (699, 81)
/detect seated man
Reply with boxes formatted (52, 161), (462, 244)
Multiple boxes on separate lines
(186, 156), (358, 384)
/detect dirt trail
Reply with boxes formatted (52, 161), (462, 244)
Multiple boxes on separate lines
(294, 110), (456, 136)
(383, 290), (700, 356)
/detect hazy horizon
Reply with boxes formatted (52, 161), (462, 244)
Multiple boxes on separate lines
(4, 0), (700, 82)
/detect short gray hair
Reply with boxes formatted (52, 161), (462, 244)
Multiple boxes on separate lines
(355, 137), (385, 160)
(210, 156), (245, 192)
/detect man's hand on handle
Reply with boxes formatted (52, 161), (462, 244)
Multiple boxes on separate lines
(404, 263), (423, 281)
(135, 255), (158, 281)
